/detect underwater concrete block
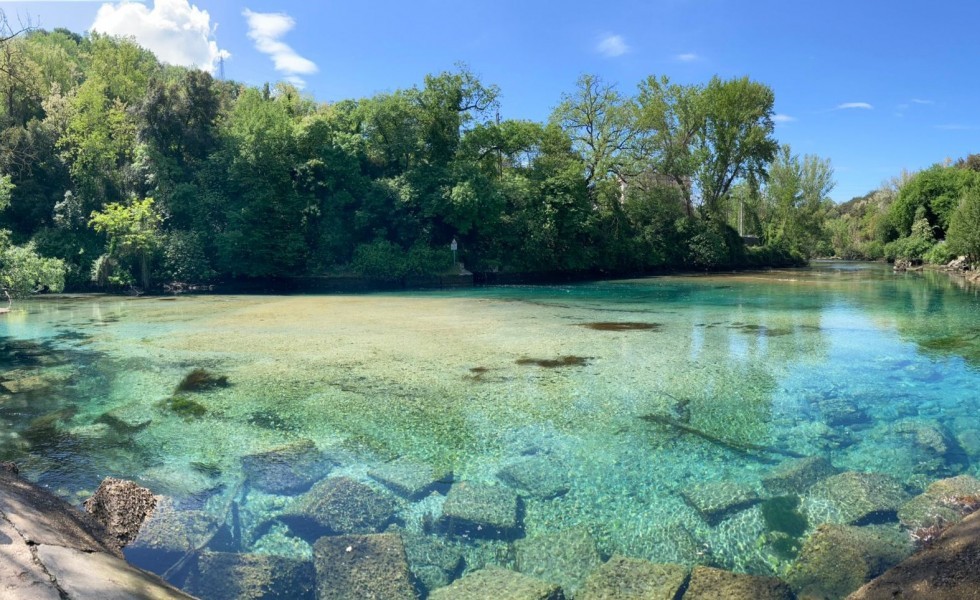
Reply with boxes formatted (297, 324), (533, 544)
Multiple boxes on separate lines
(241, 438), (335, 495)
(438, 482), (521, 539)
(497, 454), (571, 500)
(368, 457), (453, 499)
(684, 565), (795, 600)
(681, 481), (760, 525)
(762, 456), (839, 495)
(313, 533), (416, 600)
(802, 471), (910, 526)
(786, 524), (911, 600)
(185, 550), (316, 600)
(280, 477), (396, 542)
(429, 566), (564, 600)
(578, 555), (688, 600)
(515, 526), (602, 597)
(401, 530), (464, 594)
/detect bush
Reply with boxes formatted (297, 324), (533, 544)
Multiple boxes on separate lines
(947, 187), (980, 263)
(351, 240), (453, 281)
(923, 241), (956, 265)
(163, 231), (216, 283)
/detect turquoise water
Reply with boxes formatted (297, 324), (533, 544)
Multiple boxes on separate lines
(1, 262), (978, 597)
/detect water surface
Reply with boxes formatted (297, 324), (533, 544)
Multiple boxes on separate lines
(1, 262), (978, 595)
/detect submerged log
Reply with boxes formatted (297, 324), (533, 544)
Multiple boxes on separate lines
(640, 412), (806, 461)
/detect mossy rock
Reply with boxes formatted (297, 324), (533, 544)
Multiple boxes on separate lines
(185, 551), (316, 600)
(684, 565), (795, 600)
(897, 474), (980, 530)
(159, 395), (208, 419)
(313, 533), (416, 600)
(175, 368), (229, 393)
(280, 477), (396, 542)
(515, 526), (602, 597)
(438, 482), (521, 539)
(578, 555), (688, 600)
(429, 567), (563, 600)
(802, 472), (910, 526)
(242, 438), (335, 495)
(785, 524), (912, 600)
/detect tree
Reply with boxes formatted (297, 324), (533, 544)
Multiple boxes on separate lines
(764, 145), (835, 257)
(694, 76), (778, 218)
(553, 74), (640, 193)
(947, 187), (980, 263)
(0, 175), (65, 305)
(889, 165), (979, 238)
(89, 197), (163, 289)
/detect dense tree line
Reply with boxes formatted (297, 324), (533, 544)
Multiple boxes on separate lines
(824, 156), (980, 265)
(0, 23), (837, 296)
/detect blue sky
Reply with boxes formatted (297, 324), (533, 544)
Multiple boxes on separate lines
(2, 0), (979, 201)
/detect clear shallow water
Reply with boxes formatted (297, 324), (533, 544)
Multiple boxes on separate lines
(1, 261), (979, 596)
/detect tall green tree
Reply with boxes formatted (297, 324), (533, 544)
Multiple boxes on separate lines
(89, 197), (163, 289)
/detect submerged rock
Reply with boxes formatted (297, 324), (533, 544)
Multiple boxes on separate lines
(803, 471), (910, 525)
(185, 550), (315, 600)
(785, 524), (912, 600)
(578, 555), (688, 600)
(242, 438), (334, 495)
(684, 565), (795, 600)
(848, 509), (980, 599)
(126, 496), (218, 573)
(96, 402), (153, 433)
(368, 456), (453, 499)
(897, 474), (980, 530)
(497, 454), (571, 500)
(313, 533), (417, 600)
(429, 566), (564, 600)
(762, 456), (839, 495)
(401, 531), (464, 593)
(84, 477), (157, 548)
(438, 482), (521, 539)
(515, 526), (602, 597)
(681, 481), (760, 525)
(280, 477), (396, 542)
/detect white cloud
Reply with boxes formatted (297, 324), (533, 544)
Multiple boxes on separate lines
(91, 0), (228, 73)
(675, 53), (700, 62)
(243, 8), (317, 87)
(836, 102), (873, 110)
(911, 98), (934, 105)
(772, 114), (796, 124)
(596, 34), (629, 58)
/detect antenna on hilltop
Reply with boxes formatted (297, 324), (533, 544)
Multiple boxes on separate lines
(218, 55), (225, 81)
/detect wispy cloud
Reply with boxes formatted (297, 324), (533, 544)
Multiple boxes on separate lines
(911, 98), (934, 105)
(936, 124), (976, 131)
(243, 8), (317, 88)
(91, 0), (227, 73)
(675, 53), (700, 62)
(596, 34), (629, 58)
(772, 114), (796, 124)
(836, 102), (873, 110)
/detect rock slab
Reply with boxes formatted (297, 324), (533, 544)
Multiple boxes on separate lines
(185, 551), (315, 600)
(281, 477), (396, 541)
(439, 482), (521, 538)
(241, 438), (333, 495)
(803, 471), (910, 525)
(515, 526), (602, 597)
(681, 481), (760, 525)
(368, 457), (452, 499)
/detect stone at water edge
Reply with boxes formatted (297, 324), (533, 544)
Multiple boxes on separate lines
(680, 480), (761, 525)
(126, 496), (219, 572)
(278, 476), (397, 542)
(578, 555), (688, 600)
(313, 533), (417, 600)
(898, 474), (980, 530)
(786, 524), (912, 600)
(762, 456), (839, 495)
(84, 477), (157, 548)
(847, 508), (980, 600)
(185, 550), (316, 600)
(400, 530), (465, 594)
(684, 565), (795, 600)
(515, 526), (602, 597)
(368, 456), (453, 499)
(438, 481), (521, 539)
(0, 516), (62, 600)
(802, 471), (910, 526)
(428, 566), (564, 600)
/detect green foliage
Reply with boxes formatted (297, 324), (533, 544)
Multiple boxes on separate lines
(162, 230), (215, 283)
(923, 241), (956, 265)
(890, 165), (979, 238)
(89, 197), (163, 288)
(764, 145), (835, 258)
(947, 187), (980, 263)
(0, 239), (66, 297)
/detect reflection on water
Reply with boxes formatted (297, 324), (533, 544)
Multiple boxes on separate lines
(0, 262), (978, 598)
